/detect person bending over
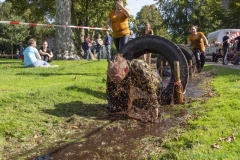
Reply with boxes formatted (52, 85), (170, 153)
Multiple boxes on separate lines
(107, 54), (163, 122)
(23, 38), (50, 68)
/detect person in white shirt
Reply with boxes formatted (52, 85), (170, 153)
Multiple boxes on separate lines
(96, 34), (104, 61)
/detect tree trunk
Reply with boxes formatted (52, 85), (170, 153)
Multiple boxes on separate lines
(54, 0), (81, 60)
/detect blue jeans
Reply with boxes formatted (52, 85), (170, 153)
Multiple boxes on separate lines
(105, 45), (111, 61)
(84, 49), (90, 60)
(97, 47), (102, 61)
(113, 35), (129, 52)
(26, 60), (50, 67)
(222, 47), (228, 64)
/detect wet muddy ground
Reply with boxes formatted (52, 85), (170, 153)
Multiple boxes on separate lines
(31, 70), (211, 160)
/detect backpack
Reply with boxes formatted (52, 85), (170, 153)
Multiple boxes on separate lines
(82, 41), (90, 50)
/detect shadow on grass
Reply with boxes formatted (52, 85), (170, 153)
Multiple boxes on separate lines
(0, 61), (22, 64)
(23, 101), (118, 160)
(43, 101), (109, 120)
(15, 72), (105, 77)
(66, 86), (106, 100)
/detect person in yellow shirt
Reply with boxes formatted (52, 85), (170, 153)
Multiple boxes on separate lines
(106, 0), (131, 52)
(184, 25), (210, 69)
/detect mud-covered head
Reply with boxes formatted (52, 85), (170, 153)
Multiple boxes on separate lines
(108, 54), (129, 82)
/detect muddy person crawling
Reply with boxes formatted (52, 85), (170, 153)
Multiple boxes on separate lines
(107, 54), (163, 122)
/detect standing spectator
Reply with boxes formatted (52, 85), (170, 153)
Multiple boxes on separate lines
(19, 42), (25, 62)
(43, 35), (48, 42)
(82, 34), (92, 60)
(23, 38), (51, 67)
(96, 34), (103, 61)
(106, 0), (130, 52)
(90, 38), (97, 55)
(39, 41), (53, 62)
(233, 40), (238, 52)
(47, 34), (55, 52)
(141, 22), (154, 65)
(222, 31), (230, 65)
(128, 30), (135, 41)
(105, 31), (112, 61)
(15, 49), (20, 59)
(234, 36), (240, 51)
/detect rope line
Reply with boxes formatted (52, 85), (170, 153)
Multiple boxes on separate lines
(0, 20), (110, 31)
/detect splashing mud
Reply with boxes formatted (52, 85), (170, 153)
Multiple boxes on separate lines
(31, 70), (209, 160)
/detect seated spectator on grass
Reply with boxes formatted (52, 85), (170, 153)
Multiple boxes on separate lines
(23, 38), (51, 68)
(231, 52), (240, 65)
(39, 41), (53, 62)
(231, 50), (240, 61)
(212, 44), (223, 62)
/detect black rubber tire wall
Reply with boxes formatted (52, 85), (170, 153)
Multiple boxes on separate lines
(177, 45), (196, 67)
(156, 45), (196, 70)
(120, 35), (189, 104)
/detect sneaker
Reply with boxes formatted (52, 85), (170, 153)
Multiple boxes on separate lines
(50, 65), (59, 68)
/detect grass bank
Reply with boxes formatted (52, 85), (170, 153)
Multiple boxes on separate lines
(153, 65), (240, 160)
(0, 59), (239, 159)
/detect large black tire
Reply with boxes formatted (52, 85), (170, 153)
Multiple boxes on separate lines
(177, 45), (196, 68)
(120, 35), (189, 104)
(156, 45), (196, 69)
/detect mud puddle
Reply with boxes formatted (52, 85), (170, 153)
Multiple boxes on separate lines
(32, 72), (208, 160)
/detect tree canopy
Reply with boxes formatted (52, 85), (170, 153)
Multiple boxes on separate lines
(134, 4), (170, 39)
(1, 0), (240, 55)
(156, 0), (225, 43)
(0, 2), (29, 54)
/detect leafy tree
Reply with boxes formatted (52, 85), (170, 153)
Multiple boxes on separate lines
(223, 0), (240, 28)
(134, 4), (170, 39)
(156, 0), (224, 43)
(5, 0), (55, 22)
(0, 2), (29, 57)
(71, 0), (116, 56)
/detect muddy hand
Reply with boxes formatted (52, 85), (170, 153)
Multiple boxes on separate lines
(150, 108), (158, 122)
(127, 85), (133, 111)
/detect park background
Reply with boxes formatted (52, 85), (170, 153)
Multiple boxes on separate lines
(0, 0), (239, 59)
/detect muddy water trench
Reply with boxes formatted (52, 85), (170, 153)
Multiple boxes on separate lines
(32, 68), (209, 160)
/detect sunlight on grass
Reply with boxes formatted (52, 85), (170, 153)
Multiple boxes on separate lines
(0, 59), (108, 159)
(1, 59), (240, 159)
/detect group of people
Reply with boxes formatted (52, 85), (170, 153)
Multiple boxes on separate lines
(18, 38), (55, 68)
(106, 1), (211, 121)
(211, 32), (240, 65)
(82, 32), (112, 61)
(15, 0), (221, 121)
(82, 0), (154, 65)
(229, 33), (240, 65)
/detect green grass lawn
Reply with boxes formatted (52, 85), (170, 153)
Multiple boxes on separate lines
(0, 58), (109, 159)
(154, 65), (240, 160)
(0, 58), (239, 160)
